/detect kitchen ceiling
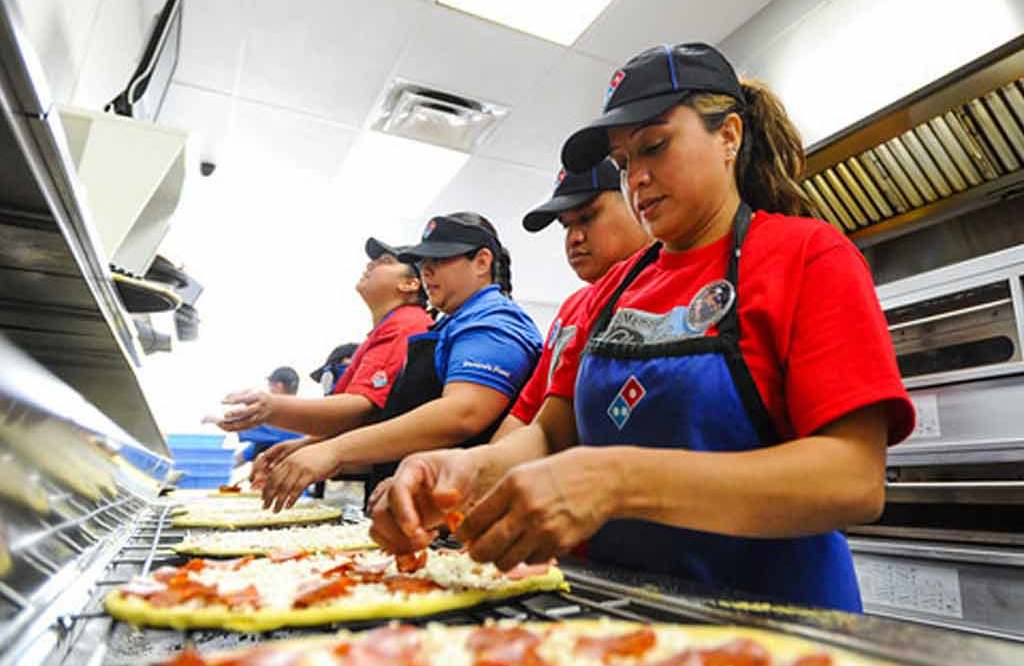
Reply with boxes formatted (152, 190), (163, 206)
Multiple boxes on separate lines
(157, 0), (771, 302)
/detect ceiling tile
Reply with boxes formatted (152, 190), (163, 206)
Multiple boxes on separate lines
(478, 50), (612, 171)
(573, 0), (773, 65)
(173, 0), (245, 93)
(424, 156), (581, 304)
(227, 100), (359, 177)
(236, 0), (423, 125)
(158, 83), (234, 163)
(394, 3), (565, 108)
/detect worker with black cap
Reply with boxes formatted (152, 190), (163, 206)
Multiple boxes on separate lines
(221, 237), (432, 487)
(311, 342), (360, 396)
(260, 212), (541, 511)
(371, 43), (913, 613)
(233, 366), (303, 466)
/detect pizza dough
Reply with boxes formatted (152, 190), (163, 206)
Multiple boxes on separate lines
(173, 522), (377, 557)
(170, 501), (342, 529)
(106, 549), (567, 632)
(152, 619), (892, 665)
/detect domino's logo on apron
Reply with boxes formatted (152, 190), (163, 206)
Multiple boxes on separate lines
(607, 375), (646, 430)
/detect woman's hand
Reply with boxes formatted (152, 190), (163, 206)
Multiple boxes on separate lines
(218, 389), (277, 431)
(250, 439), (309, 489)
(370, 449), (480, 554)
(260, 442), (341, 512)
(457, 447), (621, 572)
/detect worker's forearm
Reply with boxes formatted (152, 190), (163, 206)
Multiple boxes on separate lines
(490, 413), (526, 442)
(265, 394), (375, 436)
(612, 435), (885, 538)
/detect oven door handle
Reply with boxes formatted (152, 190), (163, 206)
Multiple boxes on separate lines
(886, 480), (1024, 504)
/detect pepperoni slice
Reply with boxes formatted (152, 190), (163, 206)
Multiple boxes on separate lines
(654, 638), (771, 666)
(383, 576), (443, 595)
(268, 549), (309, 563)
(321, 561), (357, 578)
(181, 559), (207, 572)
(791, 656), (834, 666)
(575, 628), (656, 662)
(218, 584), (261, 609)
(292, 578), (355, 608)
(334, 625), (422, 664)
(504, 562), (551, 581)
(219, 484), (242, 493)
(395, 550), (427, 573)
(146, 579), (220, 608)
(158, 648), (208, 666)
(467, 626), (547, 666)
(445, 511), (465, 533)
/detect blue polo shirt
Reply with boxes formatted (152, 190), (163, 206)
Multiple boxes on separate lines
(431, 284), (542, 398)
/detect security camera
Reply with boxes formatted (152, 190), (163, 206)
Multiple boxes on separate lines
(200, 161), (217, 177)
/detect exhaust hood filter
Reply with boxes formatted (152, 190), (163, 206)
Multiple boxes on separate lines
(803, 69), (1024, 240)
(371, 80), (507, 153)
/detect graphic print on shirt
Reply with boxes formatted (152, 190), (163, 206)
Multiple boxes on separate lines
(607, 375), (646, 430)
(598, 279), (736, 345)
(547, 323), (577, 386)
(371, 370), (388, 389)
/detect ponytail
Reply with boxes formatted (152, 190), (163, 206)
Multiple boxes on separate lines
(447, 211), (514, 298)
(686, 79), (818, 218)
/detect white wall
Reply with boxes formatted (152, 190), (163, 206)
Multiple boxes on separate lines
(11, 0), (163, 109)
(719, 0), (1024, 146)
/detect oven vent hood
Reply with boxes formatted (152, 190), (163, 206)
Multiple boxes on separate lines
(801, 36), (1024, 247)
(370, 79), (507, 153)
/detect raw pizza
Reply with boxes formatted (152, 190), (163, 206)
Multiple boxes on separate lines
(173, 522), (377, 557)
(170, 499), (342, 529)
(106, 548), (566, 632)
(155, 619), (892, 665)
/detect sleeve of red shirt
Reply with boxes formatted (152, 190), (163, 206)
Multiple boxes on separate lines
(339, 321), (406, 409)
(509, 333), (556, 423)
(783, 234), (915, 444)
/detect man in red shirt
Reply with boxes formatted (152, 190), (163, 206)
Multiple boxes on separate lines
(494, 159), (648, 437)
(218, 238), (433, 481)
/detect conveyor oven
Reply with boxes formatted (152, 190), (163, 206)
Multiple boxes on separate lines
(849, 245), (1024, 640)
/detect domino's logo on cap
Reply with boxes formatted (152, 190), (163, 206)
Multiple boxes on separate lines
(555, 168), (567, 186)
(605, 69), (625, 105)
(423, 218), (437, 240)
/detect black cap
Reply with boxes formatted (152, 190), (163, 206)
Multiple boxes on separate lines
(365, 237), (407, 261)
(267, 366), (299, 394)
(398, 216), (497, 261)
(562, 43), (744, 172)
(310, 343), (359, 383)
(522, 159), (621, 232)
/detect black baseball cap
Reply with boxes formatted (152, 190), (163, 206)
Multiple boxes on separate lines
(522, 158), (621, 232)
(267, 366), (299, 394)
(561, 43), (744, 172)
(365, 237), (409, 261)
(398, 216), (497, 261)
(310, 343), (359, 383)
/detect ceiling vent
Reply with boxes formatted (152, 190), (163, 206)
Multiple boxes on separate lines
(801, 37), (1024, 246)
(371, 80), (507, 153)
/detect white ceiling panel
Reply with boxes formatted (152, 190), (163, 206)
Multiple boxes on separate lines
(479, 50), (613, 171)
(158, 83), (234, 163)
(237, 0), (423, 125)
(425, 156), (581, 304)
(173, 0), (246, 93)
(228, 100), (359, 177)
(394, 3), (565, 108)
(574, 0), (772, 66)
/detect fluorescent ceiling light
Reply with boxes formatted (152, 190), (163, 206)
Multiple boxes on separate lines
(334, 131), (469, 225)
(438, 0), (613, 46)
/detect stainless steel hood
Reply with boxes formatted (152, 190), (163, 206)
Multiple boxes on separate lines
(801, 35), (1024, 247)
(0, 4), (166, 454)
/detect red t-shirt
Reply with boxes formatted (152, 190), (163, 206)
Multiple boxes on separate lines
(333, 304), (433, 408)
(509, 286), (592, 423)
(548, 212), (915, 444)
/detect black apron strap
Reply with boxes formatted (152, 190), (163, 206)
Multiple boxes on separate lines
(590, 242), (663, 339)
(712, 202), (752, 343)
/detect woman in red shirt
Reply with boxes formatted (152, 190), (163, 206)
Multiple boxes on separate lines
(371, 43), (913, 612)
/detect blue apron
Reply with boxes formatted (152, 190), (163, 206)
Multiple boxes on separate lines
(574, 203), (862, 611)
